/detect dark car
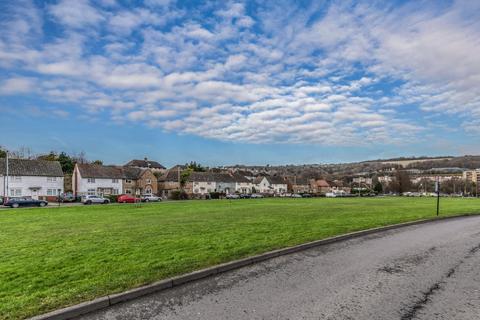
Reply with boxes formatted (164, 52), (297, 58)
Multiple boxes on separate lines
(57, 192), (77, 203)
(239, 194), (251, 199)
(4, 197), (48, 208)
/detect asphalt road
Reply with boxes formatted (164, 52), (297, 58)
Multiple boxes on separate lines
(78, 216), (480, 320)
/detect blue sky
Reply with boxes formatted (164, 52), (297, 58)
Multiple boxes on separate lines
(0, 0), (479, 166)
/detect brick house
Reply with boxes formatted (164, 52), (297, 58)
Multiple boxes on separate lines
(123, 167), (158, 195)
(310, 179), (331, 194)
(125, 158), (166, 173)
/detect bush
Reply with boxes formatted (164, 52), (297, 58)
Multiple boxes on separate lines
(170, 190), (189, 200)
(209, 192), (225, 199)
(106, 195), (118, 203)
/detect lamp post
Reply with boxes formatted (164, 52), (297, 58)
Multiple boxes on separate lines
(5, 151), (9, 202)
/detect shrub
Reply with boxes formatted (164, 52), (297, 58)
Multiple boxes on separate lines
(170, 190), (189, 200)
(106, 195), (118, 203)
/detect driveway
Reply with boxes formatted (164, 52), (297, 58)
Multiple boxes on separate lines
(78, 216), (480, 320)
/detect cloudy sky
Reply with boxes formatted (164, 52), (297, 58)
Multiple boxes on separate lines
(0, 0), (479, 166)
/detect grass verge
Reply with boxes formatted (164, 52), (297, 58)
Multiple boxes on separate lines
(1, 197), (479, 319)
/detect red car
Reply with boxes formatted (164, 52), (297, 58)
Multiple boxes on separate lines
(117, 194), (140, 203)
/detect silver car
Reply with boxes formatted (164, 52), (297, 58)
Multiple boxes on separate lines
(82, 195), (110, 205)
(142, 195), (161, 202)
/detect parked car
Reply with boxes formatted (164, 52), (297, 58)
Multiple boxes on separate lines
(4, 197), (48, 208)
(82, 195), (110, 205)
(142, 194), (161, 202)
(290, 193), (302, 198)
(117, 194), (140, 203)
(301, 193), (312, 198)
(226, 194), (240, 199)
(239, 194), (251, 199)
(251, 193), (264, 198)
(57, 192), (76, 203)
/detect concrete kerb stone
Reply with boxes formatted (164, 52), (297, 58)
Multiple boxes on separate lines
(108, 279), (173, 305)
(29, 297), (110, 320)
(28, 213), (480, 320)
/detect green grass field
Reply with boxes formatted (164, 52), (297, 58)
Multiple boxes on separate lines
(1, 197), (480, 319)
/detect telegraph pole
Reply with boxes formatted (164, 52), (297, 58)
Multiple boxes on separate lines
(435, 177), (440, 216)
(5, 151), (9, 203)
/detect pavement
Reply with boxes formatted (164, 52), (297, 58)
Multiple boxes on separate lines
(77, 216), (480, 320)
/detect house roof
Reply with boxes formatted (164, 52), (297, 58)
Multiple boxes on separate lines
(125, 159), (166, 169)
(189, 172), (236, 183)
(122, 167), (145, 180)
(266, 175), (286, 185)
(231, 173), (251, 183)
(76, 164), (124, 179)
(286, 176), (310, 185)
(314, 179), (330, 187)
(0, 158), (64, 177)
(158, 166), (185, 182)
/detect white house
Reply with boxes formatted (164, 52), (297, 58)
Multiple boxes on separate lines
(189, 172), (236, 195)
(232, 173), (253, 194)
(254, 175), (288, 194)
(73, 163), (124, 196)
(0, 158), (64, 200)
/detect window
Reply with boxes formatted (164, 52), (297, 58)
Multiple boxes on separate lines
(87, 189), (96, 195)
(126, 189), (132, 194)
(47, 177), (57, 182)
(47, 189), (57, 196)
(112, 179), (118, 183)
(146, 179), (151, 184)
(13, 176), (22, 182)
(87, 178), (95, 183)
(112, 189), (119, 195)
(125, 179), (132, 183)
(10, 188), (22, 196)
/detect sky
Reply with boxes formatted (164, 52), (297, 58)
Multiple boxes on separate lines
(0, 0), (479, 167)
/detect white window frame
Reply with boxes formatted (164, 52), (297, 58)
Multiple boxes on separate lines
(87, 178), (95, 183)
(112, 179), (119, 183)
(13, 176), (22, 182)
(87, 189), (96, 195)
(47, 177), (57, 182)
(10, 188), (22, 196)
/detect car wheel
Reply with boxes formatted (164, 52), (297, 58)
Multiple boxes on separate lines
(39, 202), (46, 207)
(145, 199), (149, 202)
(103, 200), (109, 204)
(86, 200), (92, 205)
(12, 203), (19, 208)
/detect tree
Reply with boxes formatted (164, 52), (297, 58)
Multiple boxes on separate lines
(37, 151), (57, 161)
(373, 182), (383, 194)
(394, 170), (412, 194)
(92, 160), (103, 165)
(180, 168), (193, 189)
(0, 147), (6, 158)
(185, 161), (206, 172)
(57, 152), (75, 174)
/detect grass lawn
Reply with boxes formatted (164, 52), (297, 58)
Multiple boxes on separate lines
(1, 197), (480, 319)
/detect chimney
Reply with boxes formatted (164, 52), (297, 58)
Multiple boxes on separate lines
(144, 157), (148, 161)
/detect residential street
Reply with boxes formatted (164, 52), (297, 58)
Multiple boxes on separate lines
(78, 216), (480, 320)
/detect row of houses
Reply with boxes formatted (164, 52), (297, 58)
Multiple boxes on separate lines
(1, 157), (347, 199)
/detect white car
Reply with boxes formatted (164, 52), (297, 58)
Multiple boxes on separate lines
(250, 193), (264, 198)
(82, 195), (110, 205)
(226, 194), (240, 199)
(142, 195), (161, 202)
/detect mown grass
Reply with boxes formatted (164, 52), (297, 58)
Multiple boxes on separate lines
(1, 197), (479, 319)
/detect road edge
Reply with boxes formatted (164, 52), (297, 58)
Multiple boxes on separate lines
(29, 213), (480, 320)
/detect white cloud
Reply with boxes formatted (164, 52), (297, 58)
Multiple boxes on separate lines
(0, 0), (478, 146)
(0, 77), (36, 95)
(49, 0), (105, 28)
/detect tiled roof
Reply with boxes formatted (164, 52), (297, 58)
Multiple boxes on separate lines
(266, 175), (287, 185)
(125, 159), (166, 169)
(231, 173), (251, 183)
(314, 179), (330, 187)
(122, 167), (145, 180)
(0, 158), (63, 177)
(189, 172), (236, 183)
(77, 164), (125, 179)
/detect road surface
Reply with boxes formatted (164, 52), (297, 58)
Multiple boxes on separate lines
(78, 216), (480, 320)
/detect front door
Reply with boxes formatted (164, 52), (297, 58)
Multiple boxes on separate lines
(31, 189), (39, 200)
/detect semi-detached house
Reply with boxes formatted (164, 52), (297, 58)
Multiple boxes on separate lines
(73, 164), (124, 197)
(0, 158), (64, 201)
